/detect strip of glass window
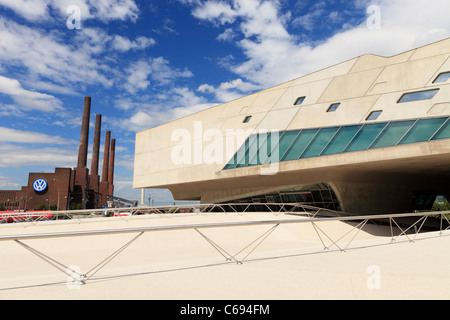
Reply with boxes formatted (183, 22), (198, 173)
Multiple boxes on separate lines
(226, 136), (250, 169)
(301, 127), (340, 158)
(370, 120), (416, 149)
(261, 131), (282, 165)
(344, 122), (388, 153)
(282, 129), (319, 161)
(248, 133), (270, 166)
(236, 134), (260, 168)
(277, 130), (302, 161)
(321, 125), (362, 156)
(224, 138), (249, 170)
(431, 118), (450, 141)
(223, 117), (450, 170)
(399, 117), (448, 144)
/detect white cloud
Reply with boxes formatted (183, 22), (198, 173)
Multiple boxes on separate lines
(112, 85), (215, 131)
(0, 176), (21, 189)
(74, 27), (114, 55)
(88, 0), (139, 22)
(127, 102), (214, 131)
(0, 127), (75, 145)
(193, 1), (237, 24)
(123, 57), (193, 94)
(112, 35), (156, 52)
(0, 144), (77, 168)
(123, 60), (152, 94)
(198, 78), (260, 102)
(0, 75), (63, 112)
(0, 18), (113, 88)
(292, 1), (327, 31)
(217, 28), (236, 42)
(186, 0), (450, 88)
(0, 0), (48, 21)
(0, 104), (25, 117)
(0, 0), (140, 23)
(73, 28), (156, 56)
(23, 80), (81, 97)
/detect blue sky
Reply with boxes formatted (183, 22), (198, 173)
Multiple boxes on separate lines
(0, 0), (449, 205)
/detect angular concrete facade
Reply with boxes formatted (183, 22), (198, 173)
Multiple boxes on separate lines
(134, 38), (450, 215)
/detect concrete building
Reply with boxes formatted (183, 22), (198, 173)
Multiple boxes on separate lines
(0, 97), (116, 211)
(134, 38), (450, 215)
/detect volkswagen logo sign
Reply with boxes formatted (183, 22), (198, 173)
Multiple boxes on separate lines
(33, 179), (48, 192)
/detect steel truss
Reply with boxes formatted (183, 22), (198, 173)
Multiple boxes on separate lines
(0, 208), (449, 287)
(0, 202), (342, 226)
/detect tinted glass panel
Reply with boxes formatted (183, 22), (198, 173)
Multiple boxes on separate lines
(400, 117), (448, 144)
(301, 127), (339, 158)
(431, 119), (450, 141)
(433, 72), (450, 84)
(249, 133), (274, 166)
(277, 131), (300, 160)
(398, 89), (439, 103)
(370, 120), (416, 149)
(247, 134), (266, 166)
(225, 137), (250, 169)
(262, 131), (282, 164)
(345, 123), (388, 152)
(236, 136), (256, 168)
(224, 155), (238, 170)
(322, 125), (362, 155)
(282, 129), (318, 161)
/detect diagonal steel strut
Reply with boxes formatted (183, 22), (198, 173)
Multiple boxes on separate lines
(15, 232), (146, 286)
(195, 224), (280, 264)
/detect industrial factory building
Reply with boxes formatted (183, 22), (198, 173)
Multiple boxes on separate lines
(0, 97), (116, 211)
(134, 38), (450, 215)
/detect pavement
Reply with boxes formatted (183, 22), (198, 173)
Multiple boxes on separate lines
(0, 212), (449, 300)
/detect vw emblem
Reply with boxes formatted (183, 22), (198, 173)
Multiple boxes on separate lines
(33, 179), (48, 192)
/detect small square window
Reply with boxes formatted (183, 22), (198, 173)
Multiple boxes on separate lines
(327, 103), (341, 112)
(366, 111), (383, 121)
(243, 116), (252, 123)
(294, 96), (306, 105)
(433, 72), (450, 84)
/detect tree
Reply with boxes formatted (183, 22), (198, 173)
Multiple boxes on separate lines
(432, 201), (450, 211)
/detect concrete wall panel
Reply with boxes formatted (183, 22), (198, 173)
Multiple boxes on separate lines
(317, 67), (384, 103)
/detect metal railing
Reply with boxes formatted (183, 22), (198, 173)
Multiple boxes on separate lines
(1, 208), (449, 287)
(0, 202), (342, 226)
